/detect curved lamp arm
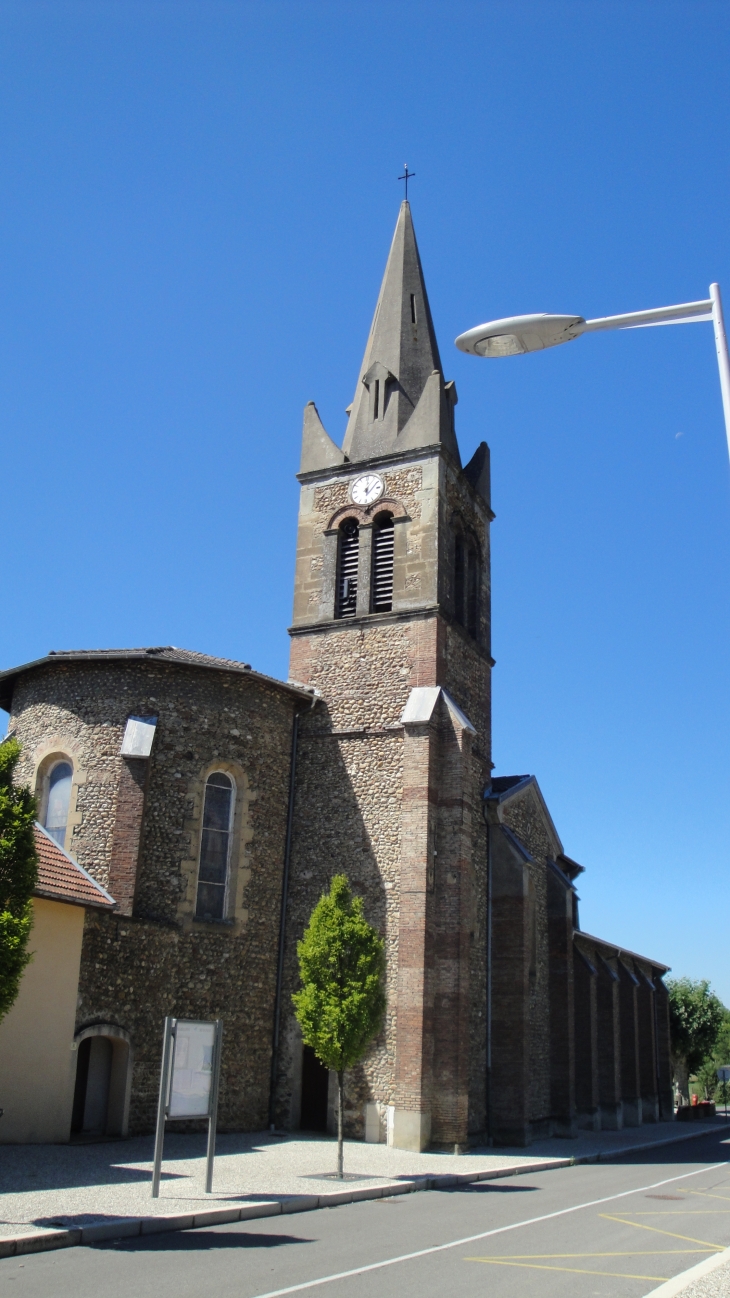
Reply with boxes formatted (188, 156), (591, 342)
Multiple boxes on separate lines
(455, 284), (730, 463)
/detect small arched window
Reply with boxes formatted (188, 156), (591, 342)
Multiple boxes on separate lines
(371, 513), (394, 612)
(44, 760), (73, 846)
(195, 773), (235, 921)
(336, 518), (359, 618)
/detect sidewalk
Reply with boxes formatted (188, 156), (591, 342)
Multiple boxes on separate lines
(0, 1117), (725, 1257)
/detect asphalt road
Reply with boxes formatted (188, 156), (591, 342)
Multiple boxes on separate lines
(2, 1128), (730, 1298)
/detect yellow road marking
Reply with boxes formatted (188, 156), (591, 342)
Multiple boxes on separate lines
(464, 1251), (707, 1258)
(630, 1211), (730, 1216)
(465, 1258), (668, 1280)
(680, 1189), (730, 1204)
(600, 1213), (725, 1250)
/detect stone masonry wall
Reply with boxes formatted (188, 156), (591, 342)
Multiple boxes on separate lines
(498, 788), (554, 1129)
(286, 445), (493, 1144)
(9, 659), (298, 1134)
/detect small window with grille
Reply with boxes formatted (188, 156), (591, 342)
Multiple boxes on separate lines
(195, 772), (234, 920)
(371, 513), (394, 612)
(336, 518), (359, 618)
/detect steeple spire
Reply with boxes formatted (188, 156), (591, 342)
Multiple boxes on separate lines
(342, 202), (460, 465)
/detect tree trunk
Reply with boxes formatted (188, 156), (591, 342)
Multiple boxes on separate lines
(674, 1055), (690, 1105)
(337, 1071), (344, 1180)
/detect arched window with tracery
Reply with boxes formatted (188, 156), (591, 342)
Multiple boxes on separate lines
(371, 512), (394, 612)
(195, 772), (235, 921)
(44, 760), (73, 846)
(336, 518), (359, 618)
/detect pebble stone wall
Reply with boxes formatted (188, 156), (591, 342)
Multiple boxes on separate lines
(8, 658), (301, 1135)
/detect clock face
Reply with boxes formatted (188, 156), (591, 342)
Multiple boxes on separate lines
(351, 473), (384, 506)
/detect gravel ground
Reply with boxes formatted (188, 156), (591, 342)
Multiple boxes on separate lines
(674, 1257), (730, 1298)
(0, 1117), (722, 1238)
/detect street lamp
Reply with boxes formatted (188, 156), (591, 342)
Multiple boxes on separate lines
(455, 284), (730, 459)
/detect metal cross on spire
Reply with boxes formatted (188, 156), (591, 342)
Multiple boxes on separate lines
(398, 164), (415, 200)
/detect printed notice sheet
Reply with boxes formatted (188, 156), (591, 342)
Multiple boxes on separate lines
(169, 1020), (215, 1118)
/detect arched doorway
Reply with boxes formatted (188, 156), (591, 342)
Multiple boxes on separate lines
(300, 1045), (330, 1132)
(71, 1025), (132, 1138)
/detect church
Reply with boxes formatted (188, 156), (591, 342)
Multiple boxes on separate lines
(0, 202), (672, 1150)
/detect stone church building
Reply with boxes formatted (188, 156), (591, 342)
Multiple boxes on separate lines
(0, 202), (672, 1149)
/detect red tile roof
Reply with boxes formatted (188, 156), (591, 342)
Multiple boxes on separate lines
(33, 824), (116, 911)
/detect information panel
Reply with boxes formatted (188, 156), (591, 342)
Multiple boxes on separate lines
(152, 1016), (223, 1198)
(169, 1020), (216, 1118)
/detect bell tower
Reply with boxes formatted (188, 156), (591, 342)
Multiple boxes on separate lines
(283, 202), (494, 1149)
(290, 201), (492, 743)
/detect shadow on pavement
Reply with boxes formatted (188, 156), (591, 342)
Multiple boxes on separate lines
(97, 1230), (314, 1253)
(587, 1126), (730, 1167)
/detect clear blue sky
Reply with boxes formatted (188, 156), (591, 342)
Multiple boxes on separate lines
(2, 2), (729, 1002)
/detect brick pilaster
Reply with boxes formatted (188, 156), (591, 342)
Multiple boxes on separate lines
(429, 699), (475, 1148)
(489, 825), (530, 1145)
(547, 866), (576, 1135)
(636, 970), (659, 1121)
(107, 758), (149, 916)
(393, 716), (437, 1148)
(573, 944), (599, 1129)
(618, 960), (641, 1125)
(653, 976), (674, 1120)
(596, 954), (623, 1129)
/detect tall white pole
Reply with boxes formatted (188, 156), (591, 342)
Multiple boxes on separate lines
(710, 284), (730, 464)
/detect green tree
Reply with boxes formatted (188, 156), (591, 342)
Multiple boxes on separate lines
(666, 977), (725, 1104)
(694, 1009), (730, 1104)
(0, 737), (38, 1022)
(714, 1010), (730, 1069)
(292, 875), (385, 1179)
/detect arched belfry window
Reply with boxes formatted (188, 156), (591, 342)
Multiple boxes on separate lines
(336, 518), (359, 618)
(195, 773), (235, 921)
(466, 547), (478, 638)
(454, 532), (479, 639)
(454, 537), (465, 626)
(44, 760), (72, 846)
(371, 512), (394, 612)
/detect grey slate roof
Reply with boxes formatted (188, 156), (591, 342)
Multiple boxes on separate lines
(0, 646), (315, 712)
(575, 930), (670, 974)
(489, 775), (531, 795)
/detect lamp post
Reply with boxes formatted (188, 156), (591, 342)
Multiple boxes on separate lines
(455, 285), (730, 460)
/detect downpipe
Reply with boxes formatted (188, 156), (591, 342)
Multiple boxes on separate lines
(268, 692), (316, 1130)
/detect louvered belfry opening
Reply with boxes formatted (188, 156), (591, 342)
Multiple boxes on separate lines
(466, 547), (478, 638)
(336, 518), (359, 618)
(371, 512), (395, 612)
(454, 536), (465, 625)
(454, 533), (479, 638)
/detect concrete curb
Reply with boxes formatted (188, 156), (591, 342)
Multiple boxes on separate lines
(641, 1245), (730, 1297)
(0, 1121), (724, 1260)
